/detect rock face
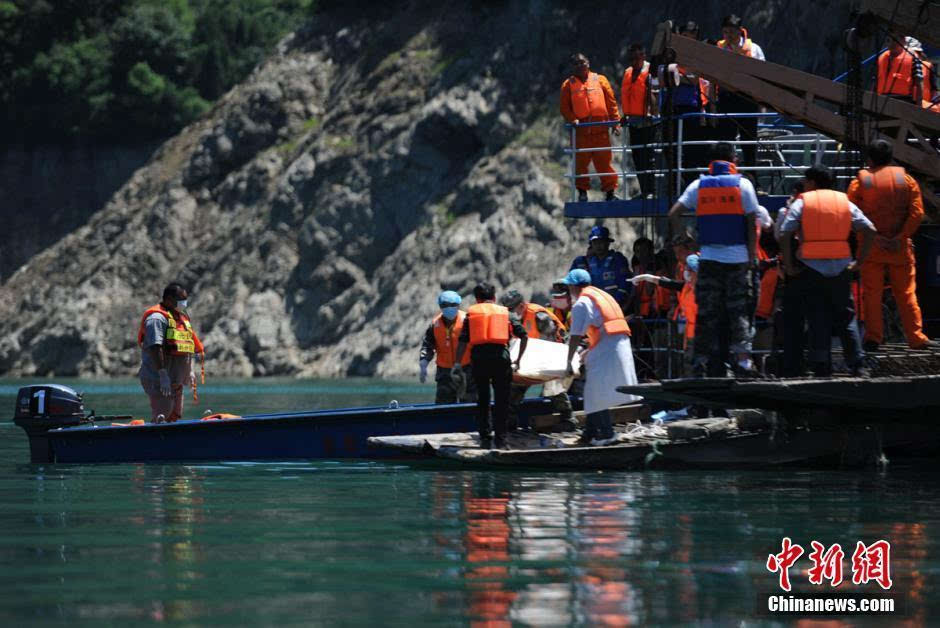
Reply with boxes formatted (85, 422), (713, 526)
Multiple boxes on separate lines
(0, 0), (856, 378)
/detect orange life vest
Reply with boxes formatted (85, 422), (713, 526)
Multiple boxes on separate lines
(718, 30), (754, 57)
(922, 60), (934, 102)
(568, 72), (611, 123)
(798, 190), (852, 260)
(467, 303), (511, 347)
(877, 49), (916, 97)
(855, 166), (911, 238)
(137, 304), (204, 356)
(677, 282), (697, 341)
(655, 283), (675, 315)
(432, 311), (470, 368)
(632, 261), (657, 316)
(755, 268), (779, 319)
(521, 303), (565, 341)
(580, 286), (631, 348)
(620, 61), (650, 117)
(549, 306), (572, 330)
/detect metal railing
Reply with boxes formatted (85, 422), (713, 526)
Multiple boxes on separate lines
(564, 112), (861, 202)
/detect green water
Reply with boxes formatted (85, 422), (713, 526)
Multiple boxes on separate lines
(1, 378), (938, 626)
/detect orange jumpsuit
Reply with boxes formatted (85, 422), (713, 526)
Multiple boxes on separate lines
(847, 166), (929, 348)
(560, 72), (620, 192)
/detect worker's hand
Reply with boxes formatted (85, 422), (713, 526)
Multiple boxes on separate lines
(572, 118), (580, 126)
(158, 369), (172, 397)
(189, 371), (196, 388)
(612, 126), (621, 137)
(846, 260), (858, 273)
(629, 274), (659, 285)
(619, 116), (628, 127)
(419, 359), (429, 383)
(512, 359), (521, 372)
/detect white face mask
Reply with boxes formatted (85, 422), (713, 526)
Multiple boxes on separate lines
(177, 300), (188, 309)
(550, 297), (569, 310)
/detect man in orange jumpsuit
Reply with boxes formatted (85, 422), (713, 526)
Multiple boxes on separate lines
(560, 52), (621, 202)
(848, 139), (934, 351)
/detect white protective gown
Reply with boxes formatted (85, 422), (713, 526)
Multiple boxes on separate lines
(569, 294), (640, 415)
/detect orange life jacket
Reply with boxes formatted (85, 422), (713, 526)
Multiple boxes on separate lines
(877, 49), (916, 97)
(670, 260), (688, 321)
(855, 166), (911, 238)
(549, 306), (572, 330)
(755, 268), (779, 319)
(654, 283), (675, 315)
(580, 286), (631, 348)
(137, 304), (203, 356)
(467, 303), (511, 347)
(922, 60), (934, 102)
(798, 190), (852, 260)
(568, 72), (611, 123)
(621, 61), (650, 117)
(676, 282), (697, 341)
(521, 303), (565, 341)
(432, 311), (470, 368)
(718, 30), (755, 57)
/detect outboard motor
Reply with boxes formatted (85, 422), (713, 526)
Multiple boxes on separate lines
(13, 384), (87, 462)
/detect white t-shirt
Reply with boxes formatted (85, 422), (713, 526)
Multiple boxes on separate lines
(678, 176), (759, 264)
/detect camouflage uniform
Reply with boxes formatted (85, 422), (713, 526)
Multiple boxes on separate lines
(693, 260), (757, 375)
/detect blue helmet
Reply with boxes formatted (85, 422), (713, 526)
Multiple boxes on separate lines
(589, 225), (613, 242)
(685, 254), (700, 273)
(560, 269), (592, 286)
(437, 290), (461, 307)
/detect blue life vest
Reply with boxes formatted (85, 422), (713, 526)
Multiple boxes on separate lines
(570, 251), (633, 305)
(696, 161), (747, 246)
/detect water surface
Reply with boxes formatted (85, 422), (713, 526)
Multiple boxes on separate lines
(1, 378), (937, 625)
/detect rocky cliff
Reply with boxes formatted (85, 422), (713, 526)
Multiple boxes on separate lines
(0, 0), (857, 378)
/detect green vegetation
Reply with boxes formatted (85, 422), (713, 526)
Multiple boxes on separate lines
(0, 0), (316, 141)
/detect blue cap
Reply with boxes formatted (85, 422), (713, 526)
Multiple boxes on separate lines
(561, 269), (592, 286)
(438, 290), (461, 307)
(589, 225), (613, 242)
(685, 254), (700, 273)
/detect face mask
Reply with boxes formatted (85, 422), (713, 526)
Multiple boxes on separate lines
(550, 297), (569, 310)
(683, 270), (692, 283)
(441, 306), (459, 320)
(176, 300), (188, 309)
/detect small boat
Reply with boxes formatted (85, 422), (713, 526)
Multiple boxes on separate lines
(10, 383), (573, 463)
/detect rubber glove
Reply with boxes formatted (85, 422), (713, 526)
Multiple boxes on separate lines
(419, 359), (429, 383)
(158, 369), (172, 397)
(629, 274), (659, 285)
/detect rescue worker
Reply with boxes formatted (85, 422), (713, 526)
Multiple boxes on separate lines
(876, 35), (923, 105)
(906, 38), (935, 108)
(774, 181), (809, 376)
(562, 269), (639, 444)
(848, 139), (934, 351)
(549, 282), (573, 329)
(499, 290), (577, 432)
(715, 14), (765, 168)
(137, 282), (204, 423)
(631, 253), (699, 374)
(665, 21), (713, 186)
(419, 290), (477, 403)
(454, 283), (528, 450)
(778, 165), (876, 377)
(620, 43), (658, 198)
(560, 52), (622, 202)
(629, 237), (659, 378)
(668, 142), (762, 378)
(570, 225), (633, 310)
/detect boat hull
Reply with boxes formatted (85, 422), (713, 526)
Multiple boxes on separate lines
(39, 398), (562, 463)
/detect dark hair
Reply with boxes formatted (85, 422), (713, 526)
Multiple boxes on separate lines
(163, 282), (186, 300)
(721, 14), (743, 29)
(790, 180), (805, 195)
(473, 282), (496, 302)
(710, 142), (736, 162)
(868, 139), (893, 167)
(804, 164), (834, 189)
(569, 52), (588, 66)
(681, 21), (700, 36)
(628, 43), (645, 54)
(633, 236), (653, 250)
